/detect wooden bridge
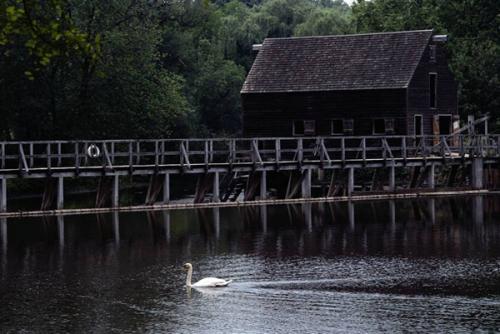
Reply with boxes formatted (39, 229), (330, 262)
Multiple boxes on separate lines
(0, 134), (499, 212)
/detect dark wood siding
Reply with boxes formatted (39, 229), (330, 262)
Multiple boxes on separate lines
(407, 43), (458, 135)
(242, 89), (407, 137)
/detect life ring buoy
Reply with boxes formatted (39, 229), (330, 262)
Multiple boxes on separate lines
(87, 144), (101, 158)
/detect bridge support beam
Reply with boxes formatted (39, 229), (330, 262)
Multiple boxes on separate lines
(427, 164), (435, 189)
(0, 178), (6, 212)
(301, 169), (311, 198)
(112, 175), (119, 207)
(57, 177), (64, 210)
(388, 165), (395, 191)
(1, 218), (6, 252)
(347, 168), (354, 196)
(260, 171), (267, 200)
(471, 158), (484, 189)
(163, 173), (170, 203)
(213, 172), (220, 202)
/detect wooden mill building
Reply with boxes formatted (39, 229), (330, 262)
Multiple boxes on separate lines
(241, 30), (458, 137)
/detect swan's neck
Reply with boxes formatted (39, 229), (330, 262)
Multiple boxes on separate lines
(185, 267), (193, 287)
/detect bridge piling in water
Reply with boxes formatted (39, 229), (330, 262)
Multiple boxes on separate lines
(260, 171), (267, 200)
(427, 164), (436, 189)
(57, 177), (64, 210)
(389, 165), (395, 191)
(0, 178), (6, 212)
(112, 175), (119, 207)
(347, 168), (354, 195)
(163, 173), (170, 203)
(301, 169), (312, 198)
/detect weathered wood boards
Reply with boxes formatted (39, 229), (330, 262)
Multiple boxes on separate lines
(0, 134), (497, 212)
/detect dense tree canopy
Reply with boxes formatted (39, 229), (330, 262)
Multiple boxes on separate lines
(0, 0), (498, 139)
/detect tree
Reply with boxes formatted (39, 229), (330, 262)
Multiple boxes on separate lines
(0, 0), (98, 76)
(0, 0), (190, 140)
(294, 7), (354, 36)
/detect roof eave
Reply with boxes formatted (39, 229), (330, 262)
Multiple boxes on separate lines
(241, 86), (409, 94)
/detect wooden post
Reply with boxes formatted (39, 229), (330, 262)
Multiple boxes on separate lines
(0, 178), (6, 212)
(297, 138), (303, 163)
(347, 168), (354, 196)
(112, 175), (119, 207)
(163, 173), (170, 203)
(275, 139), (281, 164)
(57, 177), (64, 210)
(213, 172), (220, 202)
(427, 164), (435, 189)
(29, 143), (34, 167)
(467, 115), (475, 135)
(388, 165), (395, 191)
(260, 170), (267, 200)
(301, 168), (311, 198)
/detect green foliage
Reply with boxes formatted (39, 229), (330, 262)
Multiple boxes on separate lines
(0, 0), (99, 75)
(294, 6), (353, 36)
(0, 0), (497, 138)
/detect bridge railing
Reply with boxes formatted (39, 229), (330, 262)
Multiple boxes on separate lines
(0, 135), (499, 174)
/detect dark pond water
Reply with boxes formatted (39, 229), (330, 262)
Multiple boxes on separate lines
(1, 196), (500, 333)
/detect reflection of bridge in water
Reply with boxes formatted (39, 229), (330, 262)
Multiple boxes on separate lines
(0, 135), (499, 213)
(0, 196), (493, 260)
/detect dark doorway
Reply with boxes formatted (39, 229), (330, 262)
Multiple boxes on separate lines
(414, 115), (423, 136)
(439, 115), (451, 135)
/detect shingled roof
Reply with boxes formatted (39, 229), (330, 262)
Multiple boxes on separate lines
(241, 30), (433, 93)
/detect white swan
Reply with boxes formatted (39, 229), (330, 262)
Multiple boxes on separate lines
(182, 263), (232, 288)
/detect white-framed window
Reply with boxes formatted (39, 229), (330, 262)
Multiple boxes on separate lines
(372, 118), (394, 135)
(429, 72), (437, 108)
(331, 119), (354, 135)
(293, 120), (315, 136)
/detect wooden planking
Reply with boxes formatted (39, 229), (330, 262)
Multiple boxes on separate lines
(242, 89), (408, 137)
